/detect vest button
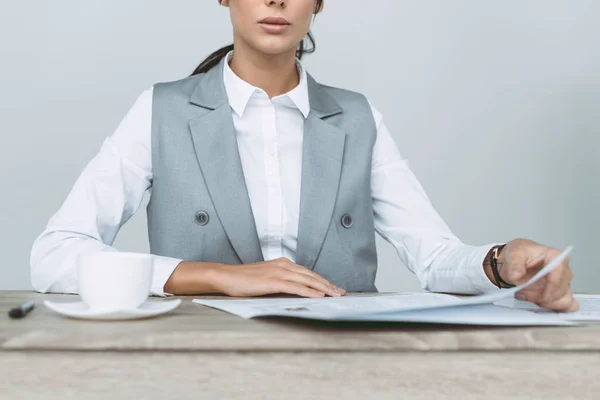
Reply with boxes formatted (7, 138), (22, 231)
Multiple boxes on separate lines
(341, 214), (353, 229)
(194, 211), (209, 226)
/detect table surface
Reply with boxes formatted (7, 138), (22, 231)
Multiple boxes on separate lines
(2, 291), (600, 353)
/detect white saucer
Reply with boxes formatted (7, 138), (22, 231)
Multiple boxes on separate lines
(44, 299), (182, 321)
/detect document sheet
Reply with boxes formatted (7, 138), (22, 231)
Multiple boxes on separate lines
(495, 294), (600, 321)
(193, 247), (576, 326)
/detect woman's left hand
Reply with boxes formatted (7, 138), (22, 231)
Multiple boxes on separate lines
(492, 238), (579, 312)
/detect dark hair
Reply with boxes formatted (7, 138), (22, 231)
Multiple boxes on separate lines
(191, 0), (323, 76)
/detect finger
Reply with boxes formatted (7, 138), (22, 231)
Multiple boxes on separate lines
(281, 271), (343, 297)
(513, 252), (571, 303)
(540, 267), (571, 304)
(510, 252), (546, 283)
(278, 260), (346, 293)
(289, 267), (345, 293)
(525, 252), (547, 270)
(516, 279), (568, 306)
(535, 253), (571, 303)
(272, 281), (326, 298)
(514, 275), (549, 301)
(538, 290), (579, 313)
(276, 258), (328, 281)
(507, 260), (535, 285)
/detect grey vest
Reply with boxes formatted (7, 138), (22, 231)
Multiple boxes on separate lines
(148, 59), (378, 292)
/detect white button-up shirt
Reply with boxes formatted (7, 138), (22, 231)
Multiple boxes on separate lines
(30, 53), (499, 296)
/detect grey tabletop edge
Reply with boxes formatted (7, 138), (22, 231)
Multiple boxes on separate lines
(1, 291), (600, 353)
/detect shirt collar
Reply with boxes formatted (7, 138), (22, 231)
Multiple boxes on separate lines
(222, 51), (310, 118)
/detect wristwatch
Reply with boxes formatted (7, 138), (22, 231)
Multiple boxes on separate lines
(489, 244), (515, 289)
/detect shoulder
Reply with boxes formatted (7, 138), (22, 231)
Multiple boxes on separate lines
(313, 80), (383, 129)
(152, 74), (205, 101)
(316, 82), (370, 109)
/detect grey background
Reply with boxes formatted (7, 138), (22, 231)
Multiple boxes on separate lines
(1, 1), (598, 292)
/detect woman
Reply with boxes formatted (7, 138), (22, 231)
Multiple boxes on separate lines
(31, 0), (577, 312)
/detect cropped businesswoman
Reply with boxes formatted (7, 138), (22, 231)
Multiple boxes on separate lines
(31, 0), (578, 312)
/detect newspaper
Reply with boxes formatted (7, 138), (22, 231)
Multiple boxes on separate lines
(193, 246), (575, 326)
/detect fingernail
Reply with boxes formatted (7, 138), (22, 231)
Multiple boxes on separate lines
(335, 287), (346, 294)
(515, 292), (527, 301)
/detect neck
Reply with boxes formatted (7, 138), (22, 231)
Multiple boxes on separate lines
(229, 40), (299, 99)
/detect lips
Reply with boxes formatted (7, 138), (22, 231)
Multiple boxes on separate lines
(259, 17), (291, 26)
(258, 17), (291, 34)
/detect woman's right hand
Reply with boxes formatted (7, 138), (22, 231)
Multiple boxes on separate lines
(210, 258), (346, 298)
(165, 258), (346, 298)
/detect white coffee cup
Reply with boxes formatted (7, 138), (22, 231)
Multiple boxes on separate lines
(77, 252), (154, 311)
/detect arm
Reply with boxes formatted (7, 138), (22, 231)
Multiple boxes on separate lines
(369, 103), (577, 309)
(30, 88), (343, 299)
(30, 88), (182, 296)
(369, 103), (499, 294)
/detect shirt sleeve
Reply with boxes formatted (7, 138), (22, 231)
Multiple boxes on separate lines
(29, 87), (181, 297)
(369, 102), (500, 294)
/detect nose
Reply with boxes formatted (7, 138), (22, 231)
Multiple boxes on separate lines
(265, 0), (285, 7)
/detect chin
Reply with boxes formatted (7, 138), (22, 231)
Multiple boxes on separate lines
(252, 37), (299, 57)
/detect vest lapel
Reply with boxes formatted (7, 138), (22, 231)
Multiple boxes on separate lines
(188, 61), (264, 265)
(295, 75), (346, 270)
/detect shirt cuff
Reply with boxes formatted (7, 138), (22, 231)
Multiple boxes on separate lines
(467, 244), (504, 293)
(150, 256), (182, 297)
